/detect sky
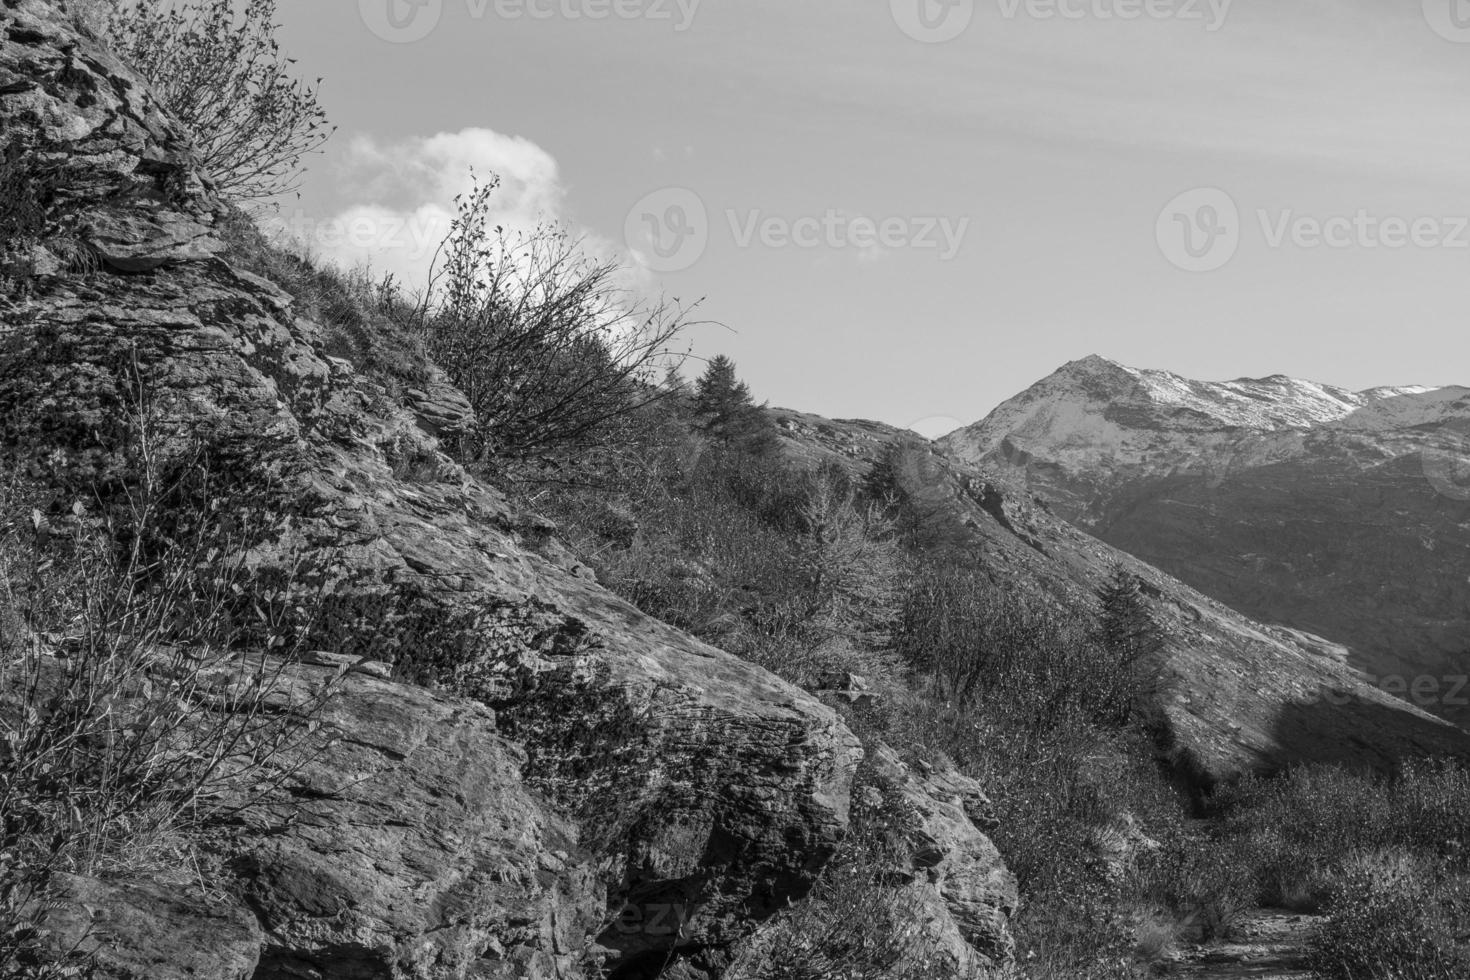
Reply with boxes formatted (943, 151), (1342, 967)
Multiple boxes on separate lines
(270, 0), (1470, 437)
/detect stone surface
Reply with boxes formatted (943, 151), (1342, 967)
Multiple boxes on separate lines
(39, 874), (263, 980)
(721, 742), (1017, 978)
(866, 744), (1018, 968)
(224, 662), (604, 980)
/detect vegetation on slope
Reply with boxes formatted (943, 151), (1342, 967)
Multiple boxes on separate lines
(6, 2), (1470, 977)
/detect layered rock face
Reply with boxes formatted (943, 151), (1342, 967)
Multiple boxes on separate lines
(942, 356), (1470, 727)
(774, 408), (1470, 783)
(0, 2), (1019, 976)
(18, 656), (602, 980)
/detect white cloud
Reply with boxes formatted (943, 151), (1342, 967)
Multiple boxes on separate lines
(273, 128), (571, 292)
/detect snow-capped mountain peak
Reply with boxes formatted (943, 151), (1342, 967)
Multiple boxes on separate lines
(1025, 355), (1446, 435)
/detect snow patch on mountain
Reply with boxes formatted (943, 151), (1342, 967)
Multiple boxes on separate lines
(954, 355), (1460, 448)
(943, 355), (1466, 504)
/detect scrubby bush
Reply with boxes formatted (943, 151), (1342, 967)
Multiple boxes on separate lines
(109, 0), (333, 205)
(896, 566), (1152, 730)
(417, 177), (695, 478)
(1135, 833), (1252, 941)
(1310, 851), (1470, 980)
(789, 466), (902, 648)
(1213, 760), (1470, 906)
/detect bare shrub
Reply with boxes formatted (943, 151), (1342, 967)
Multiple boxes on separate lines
(791, 466), (902, 651)
(108, 0), (333, 205)
(416, 176), (694, 477)
(897, 567), (1150, 729)
(0, 390), (336, 975)
(1135, 836), (1252, 942)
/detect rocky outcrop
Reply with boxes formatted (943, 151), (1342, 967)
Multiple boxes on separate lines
(0, 2), (895, 976)
(225, 661), (605, 980)
(3, 648), (605, 980)
(865, 745), (1018, 968)
(943, 355), (1470, 728)
(721, 742), (1018, 979)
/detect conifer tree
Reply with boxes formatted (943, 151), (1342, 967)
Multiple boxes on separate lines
(1094, 567), (1166, 663)
(692, 355), (779, 454)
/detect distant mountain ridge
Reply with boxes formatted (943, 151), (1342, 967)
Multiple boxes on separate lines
(988, 355), (1441, 434)
(943, 356), (1470, 725)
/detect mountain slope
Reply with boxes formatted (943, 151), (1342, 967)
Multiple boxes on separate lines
(942, 356), (1470, 725)
(774, 408), (1470, 784)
